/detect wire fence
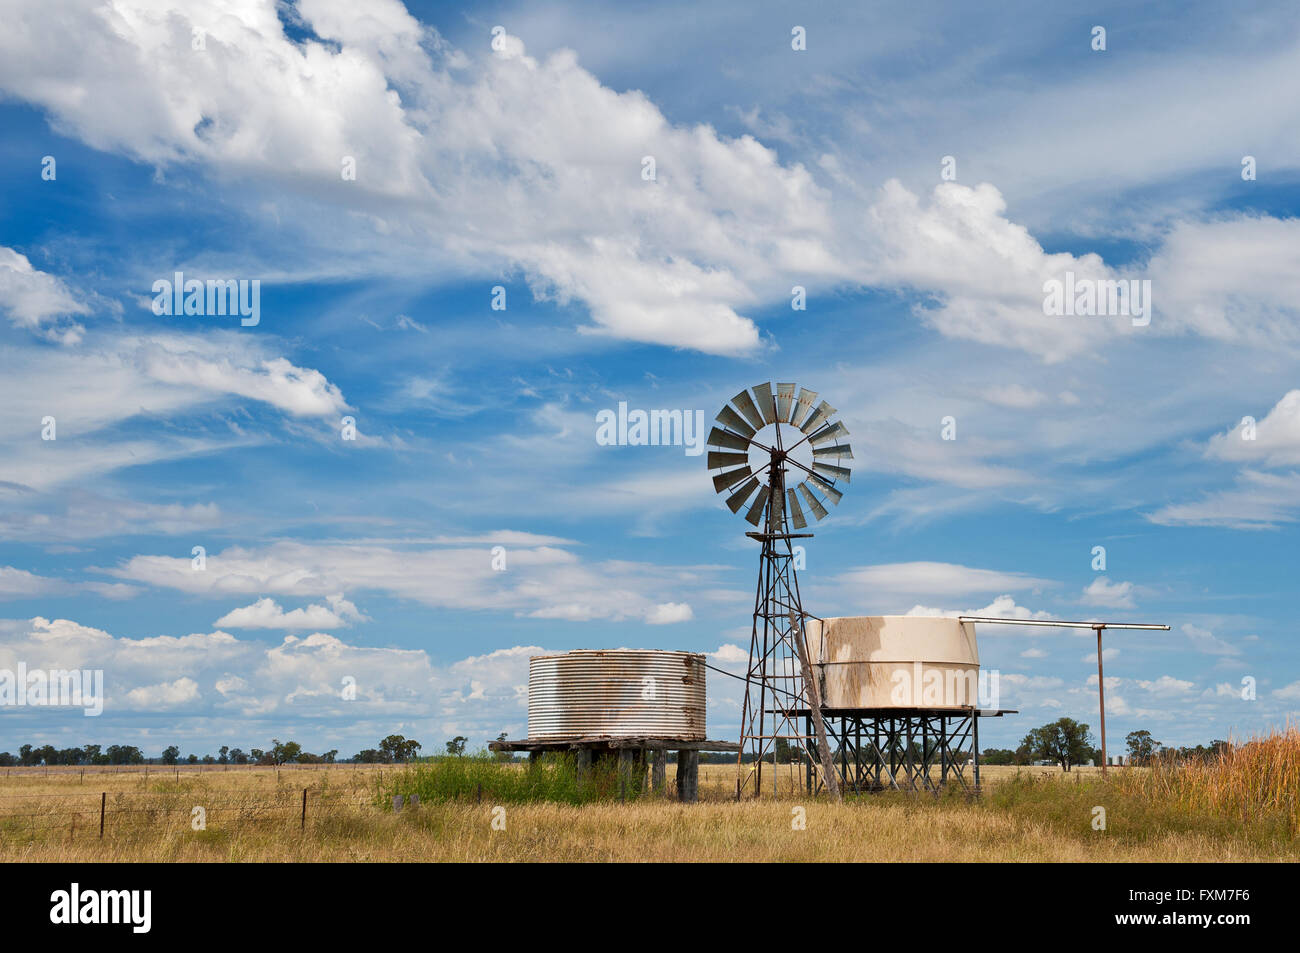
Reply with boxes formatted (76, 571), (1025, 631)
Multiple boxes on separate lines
(0, 788), (385, 839)
(0, 762), (386, 777)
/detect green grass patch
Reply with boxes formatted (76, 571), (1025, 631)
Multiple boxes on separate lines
(380, 753), (650, 806)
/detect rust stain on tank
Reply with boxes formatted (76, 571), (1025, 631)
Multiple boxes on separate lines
(806, 616), (981, 710)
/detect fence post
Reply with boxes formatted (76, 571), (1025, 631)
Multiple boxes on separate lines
(99, 792), (106, 838)
(301, 788), (307, 830)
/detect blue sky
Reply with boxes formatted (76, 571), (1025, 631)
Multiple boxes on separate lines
(1, 0), (1298, 759)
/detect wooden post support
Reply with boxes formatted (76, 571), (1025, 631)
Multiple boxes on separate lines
(528, 750), (542, 766)
(790, 613), (841, 801)
(651, 749), (667, 795)
(99, 792), (106, 839)
(576, 747), (592, 784)
(677, 749), (699, 802)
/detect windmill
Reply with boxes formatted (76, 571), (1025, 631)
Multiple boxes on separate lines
(707, 382), (852, 799)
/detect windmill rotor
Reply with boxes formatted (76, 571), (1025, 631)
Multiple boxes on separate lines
(706, 382), (852, 530)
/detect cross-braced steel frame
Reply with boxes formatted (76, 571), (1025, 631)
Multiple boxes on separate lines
(736, 461), (830, 798)
(799, 708), (982, 794)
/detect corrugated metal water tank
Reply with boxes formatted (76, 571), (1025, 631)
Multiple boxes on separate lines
(805, 616), (980, 710)
(527, 649), (706, 740)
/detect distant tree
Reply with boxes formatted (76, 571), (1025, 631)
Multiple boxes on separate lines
(228, 748), (249, 765)
(218, 746), (230, 765)
(270, 739), (303, 765)
(979, 748), (1017, 765)
(1160, 740), (1232, 764)
(0, 752), (14, 767)
(161, 746), (180, 765)
(1021, 718), (1095, 771)
(1125, 730), (1160, 766)
(201, 755), (216, 765)
(353, 748), (384, 764)
(250, 748), (266, 764)
(494, 733), (512, 762)
(322, 749), (338, 764)
(444, 736), (467, 757)
(380, 735), (422, 762)
(19, 744), (35, 766)
(106, 745), (143, 765)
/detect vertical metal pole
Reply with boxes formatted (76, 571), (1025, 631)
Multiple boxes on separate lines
(805, 714), (813, 794)
(99, 791), (105, 838)
(854, 719), (861, 794)
(755, 546), (767, 797)
(1096, 625), (1107, 776)
(922, 719), (929, 791)
(301, 788), (307, 830)
(972, 709), (980, 791)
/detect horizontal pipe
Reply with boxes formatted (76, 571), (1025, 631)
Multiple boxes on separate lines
(957, 616), (1169, 630)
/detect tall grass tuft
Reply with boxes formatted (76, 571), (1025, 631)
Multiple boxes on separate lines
(381, 752), (648, 806)
(1114, 725), (1300, 839)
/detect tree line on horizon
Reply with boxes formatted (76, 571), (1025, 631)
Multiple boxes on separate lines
(0, 734), (426, 767)
(980, 718), (1232, 769)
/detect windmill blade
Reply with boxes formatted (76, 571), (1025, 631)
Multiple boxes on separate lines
(744, 485), (771, 526)
(799, 400), (837, 435)
(707, 427), (750, 452)
(715, 405), (756, 439)
(812, 443), (854, 460)
(751, 382), (777, 425)
(809, 421), (850, 446)
(790, 388), (819, 428)
(797, 483), (829, 521)
(776, 383), (795, 423)
(725, 477), (760, 513)
(712, 465), (752, 494)
(731, 389), (766, 431)
(707, 450), (749, 470)
(809, 473), (843, 505)
(786, 487), (807, 530)
(813, 462), (852, 484)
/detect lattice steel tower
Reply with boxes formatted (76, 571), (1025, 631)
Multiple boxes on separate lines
(706, 383), (853, 799)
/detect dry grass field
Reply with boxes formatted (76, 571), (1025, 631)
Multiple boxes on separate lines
(1, 734), (1296, 861)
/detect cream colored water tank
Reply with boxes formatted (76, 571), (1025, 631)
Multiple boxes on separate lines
(805, 616), (980, 710)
